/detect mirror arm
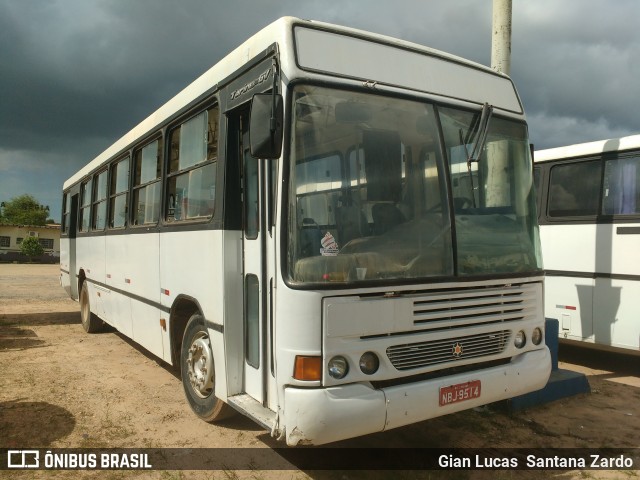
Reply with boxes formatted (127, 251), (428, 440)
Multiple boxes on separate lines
(270, 57), (279, 133)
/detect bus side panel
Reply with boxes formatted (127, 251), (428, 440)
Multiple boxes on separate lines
(542, 222), (640, 351)
(605, 222), (640, 277)
(592, 221), (640, 351)
(541, 224), (595, 341)
(105, 234), (132, 337)
(594, 277), (640, 351)
(221, 229), (243, 398)
(60, 237), (72, 298)
(540, 224), (598, 273)
(125, 232), (165, 361)
(76, 235), (107, 321)
(545, 275), (594, 341)
(159, 230), (228, 397)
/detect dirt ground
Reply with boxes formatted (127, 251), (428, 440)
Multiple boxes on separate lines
(1, 264), (639, 480)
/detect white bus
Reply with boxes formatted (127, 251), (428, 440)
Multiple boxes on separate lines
(61, 17), (550, 446)
(534, 135), (640, 355)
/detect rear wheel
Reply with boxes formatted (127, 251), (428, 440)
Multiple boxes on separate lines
(79, 281), (103, 333)
(181, 313), (234, 422)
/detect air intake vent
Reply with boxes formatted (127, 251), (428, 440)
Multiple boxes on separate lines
(386, 330), (511, 371)
(412, 284), (537, 328)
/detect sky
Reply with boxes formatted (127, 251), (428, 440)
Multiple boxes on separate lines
(1, 0), (639, 222)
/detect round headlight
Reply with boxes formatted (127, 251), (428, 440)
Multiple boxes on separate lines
(328, 356), (349, 379)
(532, 327), (543, 346)
(359, 352), (380, 375)
(514, 330), (526, 349)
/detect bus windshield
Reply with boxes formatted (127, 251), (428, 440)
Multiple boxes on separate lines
(287, 85), (541, 284)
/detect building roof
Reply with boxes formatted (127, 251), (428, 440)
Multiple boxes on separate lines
(0, 224), (61, 230)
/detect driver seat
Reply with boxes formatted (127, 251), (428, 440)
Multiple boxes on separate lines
(372, 203), (405, 235)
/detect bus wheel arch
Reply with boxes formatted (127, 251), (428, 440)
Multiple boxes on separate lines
(77, 269), (86, 297)
(180, 313), (234, 422)
(169, 296), (202, 368)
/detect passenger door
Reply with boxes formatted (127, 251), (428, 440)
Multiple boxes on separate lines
(229, 109), (276, 408)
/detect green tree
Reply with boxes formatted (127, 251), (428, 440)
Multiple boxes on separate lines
(0, 194), (50, 225)
(20, 236), (44, 260)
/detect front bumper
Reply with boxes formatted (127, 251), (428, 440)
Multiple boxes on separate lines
(283, 346), (551, 445)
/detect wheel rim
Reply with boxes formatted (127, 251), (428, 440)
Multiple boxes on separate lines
(187, 332), (214, 398)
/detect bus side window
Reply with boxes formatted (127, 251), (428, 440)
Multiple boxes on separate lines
(79, 180), (91, 232)
(109, 156), (130, 228)
(92, 170), (108, 230)
(62, 192), (70, 233)
(133, 139), (162, 226)
(602, 156), (640, 215)
(548, 160), (601, 218)
(166, 105), (218, 222)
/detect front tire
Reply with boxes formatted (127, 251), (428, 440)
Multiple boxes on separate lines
(181, 314), (234, 422)
(79, 281), (103, 333)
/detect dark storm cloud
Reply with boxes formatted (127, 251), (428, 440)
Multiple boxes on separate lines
(511, 1), (640, 146)
(0, 0), (235, 152)
(0, 0), (345, 154)
(1, 0), (639, 221)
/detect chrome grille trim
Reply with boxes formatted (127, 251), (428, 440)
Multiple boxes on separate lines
(386, 330), (511, 371)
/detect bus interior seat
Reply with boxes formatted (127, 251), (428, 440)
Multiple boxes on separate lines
(336, 205), (369, 245)
(299, 217), (323, 258)
(453, 197), (474, 211)
(372, 203), (405, 235)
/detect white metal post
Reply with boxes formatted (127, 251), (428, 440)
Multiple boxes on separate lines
(491, 0), (512, 75)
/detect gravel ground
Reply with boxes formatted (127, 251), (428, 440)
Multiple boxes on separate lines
(1, 263), (639, 479)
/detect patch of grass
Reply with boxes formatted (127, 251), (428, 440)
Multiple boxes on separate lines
(99, 406), (135, 442)
(159, 472), (188, 480)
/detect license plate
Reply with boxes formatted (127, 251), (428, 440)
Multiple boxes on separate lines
(439, 380), (481, 406)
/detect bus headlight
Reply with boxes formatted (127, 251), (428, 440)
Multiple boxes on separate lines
(328, 356), (349, 379)
(359, 352), (379, 375)
(531, 327), (543, 346)
(514, 330), (526, 349)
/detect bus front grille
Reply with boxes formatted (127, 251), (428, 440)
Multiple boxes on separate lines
(386, 329), (511, 371)
(411, 283), (537, 328)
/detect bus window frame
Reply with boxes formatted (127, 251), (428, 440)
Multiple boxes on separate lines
(536, 154), (640, 225)
(165, 103), (220, 225)
(131, 136), (163, 228)
(66, 96), (226, 239)
(108, 155), (131, 230)
(78, 178), (92, 234)
(61, 191), (70, 234)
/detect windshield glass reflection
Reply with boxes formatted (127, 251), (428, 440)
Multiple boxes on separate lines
(287, 85), (541, 285)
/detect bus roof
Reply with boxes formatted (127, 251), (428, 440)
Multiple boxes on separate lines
(64, 16), (520, 189)
(534, 133), (640, 163)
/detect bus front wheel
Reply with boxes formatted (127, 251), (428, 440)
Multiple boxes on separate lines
(79, 281), (103, 333)
(181, 314), (234, 422)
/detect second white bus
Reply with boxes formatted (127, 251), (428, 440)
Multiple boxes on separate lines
(535, 135), (640, 354)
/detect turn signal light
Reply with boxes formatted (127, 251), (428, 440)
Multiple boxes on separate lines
(293, 355), (322, 381)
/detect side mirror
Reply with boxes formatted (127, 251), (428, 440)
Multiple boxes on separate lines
(249, 93), (283, 159)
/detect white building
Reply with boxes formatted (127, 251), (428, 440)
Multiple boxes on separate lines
(0, 224), (60, 262)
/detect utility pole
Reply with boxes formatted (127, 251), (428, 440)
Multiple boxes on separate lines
(491, 0), (512, 75)
(486, 0), (513, 208)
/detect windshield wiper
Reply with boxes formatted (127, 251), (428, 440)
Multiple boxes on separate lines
(460, 103), (493, 208)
